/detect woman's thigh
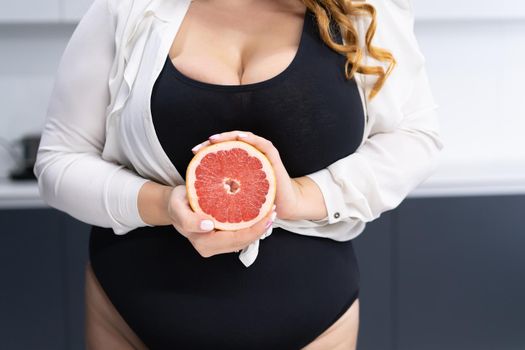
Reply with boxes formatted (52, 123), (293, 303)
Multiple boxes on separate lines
(301, 297), (360, 350)
(85, 261), (148, 350)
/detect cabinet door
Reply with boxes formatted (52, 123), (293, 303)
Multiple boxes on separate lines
(352, 212), (395, 350)
(0, 0), (60, 22)
(62, 214), (91, 350)
(0, 209), (67, 350)
(61, 0), (94, 22)
(0, 208), (91, 350)
(396, 195), (525, 350)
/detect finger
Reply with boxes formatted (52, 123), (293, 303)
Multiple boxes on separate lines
(190, 130), (245, 154)
(192, 130), (278, 164)
(261, 224), (273, 240)
(208, 130), (245, 143)
(237, 206), (277, 247)
(209, 205), (277, 253)
(208, 131), (277, 158)
(191, 140), (211, 154)
(171, 186), (218, 234)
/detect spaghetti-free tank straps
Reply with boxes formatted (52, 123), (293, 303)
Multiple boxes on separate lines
(150, 8), (365, 178)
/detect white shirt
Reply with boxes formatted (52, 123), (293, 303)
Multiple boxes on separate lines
(34, 0), (445, 267)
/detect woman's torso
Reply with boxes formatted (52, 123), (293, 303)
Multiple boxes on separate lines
(89, 7), (362, 349)
(151, 7), (365, 178)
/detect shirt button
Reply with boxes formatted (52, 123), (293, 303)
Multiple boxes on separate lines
(333, 212), (340, 219)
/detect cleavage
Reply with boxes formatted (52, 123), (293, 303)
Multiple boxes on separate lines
(168, 4), (308, 86)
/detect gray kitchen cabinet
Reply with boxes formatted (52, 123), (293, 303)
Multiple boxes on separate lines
(62, 215), (91, 350)
(395, 195), (525, 350)
(353, 212), (394, 350)
(0, 209), (89, 350)
(0, 209), (66, 349)
(1, 194), (524, 349)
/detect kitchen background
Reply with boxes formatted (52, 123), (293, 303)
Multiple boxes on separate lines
(1, 0), (524, 349)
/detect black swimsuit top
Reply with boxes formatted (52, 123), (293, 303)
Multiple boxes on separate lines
(151, 9), (364, 179)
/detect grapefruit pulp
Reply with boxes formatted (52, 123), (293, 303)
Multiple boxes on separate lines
(185, 140), (277, 231)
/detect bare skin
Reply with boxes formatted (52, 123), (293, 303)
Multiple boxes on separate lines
(85, 262), (148, 350)
(86, 0), (359, 348)
(169, 0), (312, 87)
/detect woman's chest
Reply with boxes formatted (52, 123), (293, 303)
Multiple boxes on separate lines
(150, 55), (365, 180)
(149, 10), (366, 179)
(110, 11), (380, 187)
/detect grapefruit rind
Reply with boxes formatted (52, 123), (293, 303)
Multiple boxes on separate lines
(185, 140), (277, 231)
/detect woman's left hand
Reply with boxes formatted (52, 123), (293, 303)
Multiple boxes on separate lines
(191, 130), (302, 221)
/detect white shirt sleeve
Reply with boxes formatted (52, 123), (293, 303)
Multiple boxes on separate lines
(33, 0), (152, 235)
(304, 0), (445, 226)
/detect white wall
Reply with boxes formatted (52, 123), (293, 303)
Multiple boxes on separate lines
(0, 22), (76, 177)
(412, 1), (525, 196)
(1, 0), (524, 197)
(412, 0), (525, 21)
(0, 0), (93, 22)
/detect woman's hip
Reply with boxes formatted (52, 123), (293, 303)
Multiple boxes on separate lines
(88, 225), (360, 349)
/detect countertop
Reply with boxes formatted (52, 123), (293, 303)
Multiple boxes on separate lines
(2, 161), (525, 209)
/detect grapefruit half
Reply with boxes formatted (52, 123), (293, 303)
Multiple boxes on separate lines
(186, 140), (277, 231)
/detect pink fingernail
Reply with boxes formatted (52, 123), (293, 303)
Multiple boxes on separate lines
(209, 134), (220, 140)
(265, 220), (273, 229)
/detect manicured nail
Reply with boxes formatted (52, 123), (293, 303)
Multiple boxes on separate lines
(237, 133), (248, 138)
(209, 134), (220, 140)
(192, 144), (202, 152)
(200, 220), (214, 231)
(272, 204), (276, 211)
(270, 211), (277, 221)
(265, 220), (273, 230)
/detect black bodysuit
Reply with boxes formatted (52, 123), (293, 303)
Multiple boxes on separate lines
(89, 8), (363, 349)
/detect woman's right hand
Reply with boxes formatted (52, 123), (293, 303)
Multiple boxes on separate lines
(165, 185), (277, 258)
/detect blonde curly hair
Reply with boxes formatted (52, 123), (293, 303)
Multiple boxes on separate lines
(302, 0), (396, 100)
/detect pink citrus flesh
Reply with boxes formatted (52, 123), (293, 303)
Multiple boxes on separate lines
(185, 140), (277, 231)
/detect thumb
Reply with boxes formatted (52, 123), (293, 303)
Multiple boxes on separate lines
(174, 185), (216, 233)
(180, 201), (216, 233)
(194, 212), (216, 232)
(182, 199), (216, 232)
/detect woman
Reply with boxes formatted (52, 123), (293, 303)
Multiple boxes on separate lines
(34, 0), (444, 348)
